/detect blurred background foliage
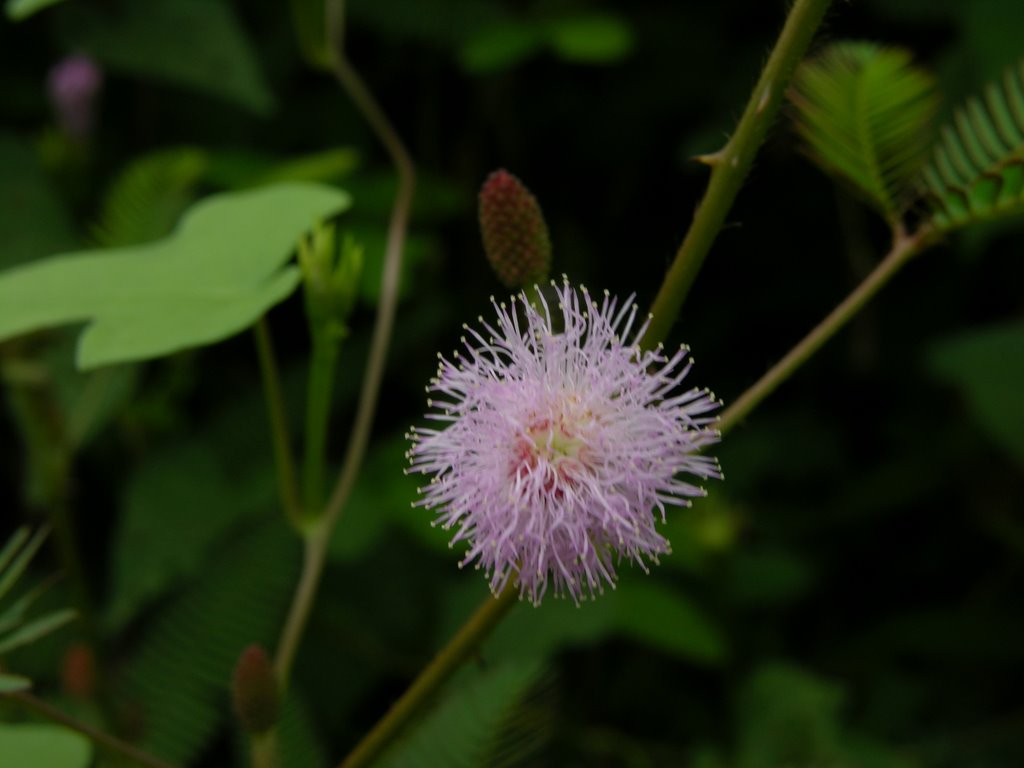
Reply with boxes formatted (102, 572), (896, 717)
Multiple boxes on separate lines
(0, 0), (1022, 766)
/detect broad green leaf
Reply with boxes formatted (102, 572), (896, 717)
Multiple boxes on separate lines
(376, 660), (546, 768)
(0, 608), (76, 655)
(56, 0), (273, 114)
(0, 724), (91, 768)
(92, 147), (208, 247)
(927, 320), (1024, 463)
(922, 59), (1024, 230)
(545, 13), (634, 64)
(0, 672), (31, 692)
(789, 42), (938, 222)
(0, 182), (350, 369)
(0, 134), (76, 270)
(5, 0), (69, 21)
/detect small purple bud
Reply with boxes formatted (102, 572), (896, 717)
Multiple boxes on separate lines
(48, 54), (103, 142)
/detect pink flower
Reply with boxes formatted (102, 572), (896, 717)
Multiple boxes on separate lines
(408, 281), (722, 605)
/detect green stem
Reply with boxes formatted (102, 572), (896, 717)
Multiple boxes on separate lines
(270, 0), (415, 696)
(273, 520), (329, 688)
(250, 731), (277, 768)
(254, 318), (302, 528)
(338, 585), (519, 768)
(644, 0), (833, 347)
(302, 325), (340, 516)
(718, 229), (927, 436)
(329, 3), (835, 761)
(6, 690), (178, 768)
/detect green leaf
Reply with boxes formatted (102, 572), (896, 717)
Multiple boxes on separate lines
(459, 20), (544, 75)
(5, 0), (69, 21)
(0, 528), (47, 602)
(376, 660), (546, 768)
(445, 577), (726, 665)
(0, 672), (32, 692)
(613, 580), (727, 664)
(927, 320), (1024, 463)
(0, 182), (350, 369)
(56, 0), (273, 114)
(0, 608), (76, 655)
(736, 663), (844, 768)
(105, 442), (276, 632)
(119, 522), (301, 765)
(92, 147), (208, 247)
(0, 724), (91, 768)
(545, 13), (634, 64)
(922, 59), (1024, 231)
(789, 41), (939, 221)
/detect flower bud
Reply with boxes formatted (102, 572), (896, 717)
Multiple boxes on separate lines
(298, 221), (363, 336)
(231, 644), (280, 735)
(478, 169), (552, 288)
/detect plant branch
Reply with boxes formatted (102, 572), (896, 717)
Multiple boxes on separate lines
(644, 0), (833, 347)
(254, 318), (302, 528)
(338, 584), (519, 768)
(6, 690), (178, 768)
(328, 4), (834, 758)
(718, 228), (929, 436)
(271, 0), (415, 691)
(302, 325), (339, 516)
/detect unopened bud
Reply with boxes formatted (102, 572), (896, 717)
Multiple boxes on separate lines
(479, 169), (552, 288)
(298, 221), (363, 336)
(231, 644), (280, 735)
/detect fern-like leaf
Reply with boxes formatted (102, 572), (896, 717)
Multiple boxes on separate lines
(0, 527), (75, 677)
(117, 521), (300, 765)
(922, 60), (1024, 231)
(91, 147), (207, 247)
(376, 660), (549, 768)
(789, 42), (939, 222)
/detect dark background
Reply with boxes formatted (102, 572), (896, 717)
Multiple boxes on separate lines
(1, 1), (1022, 766)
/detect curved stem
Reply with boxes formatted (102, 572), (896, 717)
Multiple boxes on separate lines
(6, 690), (177, 768)
(272, 519), (329, 687)
(254, 318), (302, 528)
(718, 229), (927, 436)
(338, 585), (519, 768)
(271, 0), (415, 692)
(644, 0), (833, 347)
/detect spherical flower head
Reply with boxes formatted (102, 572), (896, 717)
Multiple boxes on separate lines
(407, 280), (722, 605)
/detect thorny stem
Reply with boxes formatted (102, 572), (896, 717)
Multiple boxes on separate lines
(718, 228), (930, 435)
(337, 584), (519, 768)
(254, 318), (302, 528)
(6, 690), (178, 768)
(272, 0), (415, 693)
(644, 0), (833, 347)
